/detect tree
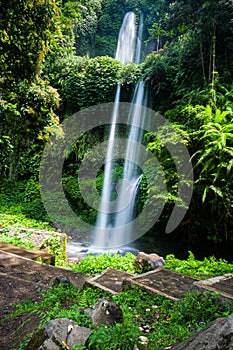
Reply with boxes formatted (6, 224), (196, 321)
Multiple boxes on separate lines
(0, 0), (61, 179)
(167, 0), (233, 86)
(60, 0), (103, 56)
(0, 0), (60, 89)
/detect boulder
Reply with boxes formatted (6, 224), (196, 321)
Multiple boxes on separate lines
(171, 313), (233, 350)
(25, 318), (92, 350)
(39, 338), (60, 350)
(134, 252), (166, 272)
(84, 297), (123, 327)
(50, 274), (72, 287)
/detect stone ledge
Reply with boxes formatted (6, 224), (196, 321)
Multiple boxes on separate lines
(123, 268), (198, 300)
(85, 268), (134, 294)
(192, 273), (233, 302)
(0, 242), (55, 265)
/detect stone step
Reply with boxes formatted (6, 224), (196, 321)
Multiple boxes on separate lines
(193, 274), (233, 302)
(123, 268), (198, 300)
(0, 250), (87, 307)
(85, 268), (134, 294)
(0, 241), (55, 265)
(87, 267), (233, 302)
(86, 267), (198, 299)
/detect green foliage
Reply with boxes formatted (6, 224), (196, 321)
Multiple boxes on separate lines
(165, 251), (233, 279)
(61, 0), (102, 56)
(142, 0), (233, 111)
(88, 318), (140, 349)
(59, 55), (122, 113)
(22, 178), (48, 221)
(0, 179), (51, 230)
(0, 79), (60, 179)
(144, 123), (191, 224)
(0, 0), (60, 87)
(11, 284), (109, 328)
(191, 101), (233, 242)
(40, 233), (67, 266)
(0, 229), (35, 250)
(62, 175), (97, 225)
(172, 291), (232, 325)
(70, 252), (136, 274)
(45, 53), (128, 114)
(43, 52), (88, 99)
(0, 0), (61, 180)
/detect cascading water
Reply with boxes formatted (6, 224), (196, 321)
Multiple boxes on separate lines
(135, 13), (144, 64)
(93, 12), (137, 247)
(112, 81), (147, 247)
(93, 12), (147, 249)
(115, 12), (137, 64)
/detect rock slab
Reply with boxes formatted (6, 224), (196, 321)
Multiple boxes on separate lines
(171, 313), (233, 350)
(25, 318), (92, 350)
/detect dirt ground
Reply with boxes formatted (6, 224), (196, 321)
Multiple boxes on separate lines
(0, 251), (87, 350)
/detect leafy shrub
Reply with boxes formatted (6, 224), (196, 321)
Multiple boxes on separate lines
(165, 251), (233, 279)
(60, 56), (122, 113)
(70, 252), (136, 275)
(21, 178), (48, 221)
(40, 233), (67, 266)
(0, 79), (60, 179)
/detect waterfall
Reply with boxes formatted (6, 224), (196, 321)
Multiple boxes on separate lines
(94, 12), (146, 249)
(93, 85), (121, 233)
(113, 80), (147, 246)
(135, 13), (144, 64)
(115, 12), (136, 64)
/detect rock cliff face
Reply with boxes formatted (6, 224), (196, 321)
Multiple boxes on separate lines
(171, 313), (233, 350)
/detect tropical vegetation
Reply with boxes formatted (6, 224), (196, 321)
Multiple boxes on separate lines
(0, 0), (232, 254)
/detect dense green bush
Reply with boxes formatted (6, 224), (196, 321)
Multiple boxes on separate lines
(21, 178), (48, 221)
(0, 79), (60, 179)
(166, 251), (233, 279)
(70, 252), (136, 274)
(57, 56), (123, 113)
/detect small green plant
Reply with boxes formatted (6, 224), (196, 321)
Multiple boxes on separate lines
(40, 233), (67, 266)
(0, 229), (35, 249)
(165, 251), (233, 279)
(69, 252), (136, 275)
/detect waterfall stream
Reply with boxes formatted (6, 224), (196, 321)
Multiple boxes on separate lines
(93, 12), (147, 249)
